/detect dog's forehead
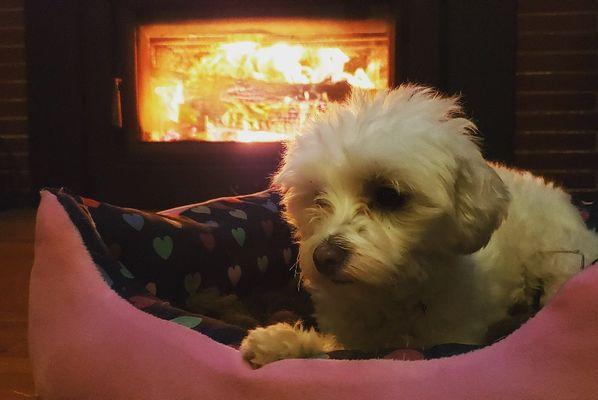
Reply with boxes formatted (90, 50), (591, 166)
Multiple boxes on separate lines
(295, 122), (456, 190)
(299, 101), (459, 164)
(284, 87), (480, 197)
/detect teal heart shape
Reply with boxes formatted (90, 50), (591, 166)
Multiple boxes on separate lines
(123, 213), (144, 231)
(231, 228), (246, 247)
(229, 209), (248, 220)
(190, 205), (211, 214)
(170, 316), (202, 329)
(119, 263), (134, 279)
(153, 236), (173, 260)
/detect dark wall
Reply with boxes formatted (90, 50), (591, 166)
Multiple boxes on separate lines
(25, 0), (90, 197)
(444, 1), (517, 163)
(398, 1), (517, 162)
(0, 0), (29, 210)
(513, 0), (598, 200)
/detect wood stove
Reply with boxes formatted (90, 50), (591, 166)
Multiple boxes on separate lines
(26, 0), (516, 208)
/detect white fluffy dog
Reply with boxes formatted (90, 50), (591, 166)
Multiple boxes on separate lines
(240, 85), (598, 367)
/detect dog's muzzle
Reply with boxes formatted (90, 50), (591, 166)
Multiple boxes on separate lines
(313, 235), (350, 277)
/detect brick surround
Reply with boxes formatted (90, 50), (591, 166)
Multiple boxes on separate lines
(0, 0), (28, 209)
(514, 0), (598, 199)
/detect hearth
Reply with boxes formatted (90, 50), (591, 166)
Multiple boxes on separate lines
(26, 1), (516, 208)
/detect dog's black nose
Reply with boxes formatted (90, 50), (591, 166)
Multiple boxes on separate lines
(313, 237), (349, 276)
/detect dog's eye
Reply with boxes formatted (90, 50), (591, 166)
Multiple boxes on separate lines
(314, 196), (331, 209)
(372, 186), (406, 211)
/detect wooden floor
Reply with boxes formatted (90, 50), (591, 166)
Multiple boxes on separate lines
(0, 208), (37, 398)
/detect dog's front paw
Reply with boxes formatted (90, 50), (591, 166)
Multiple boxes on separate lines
(240, 322), (339, 367)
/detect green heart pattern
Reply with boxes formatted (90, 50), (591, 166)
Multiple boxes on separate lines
(153, 236), (173, 260)
(231, 227), (246, 247)
(58, 188), (304, 355)
(108, 193), (297, 300)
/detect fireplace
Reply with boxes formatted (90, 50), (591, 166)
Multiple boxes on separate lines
(26, 1), (516, 208)
(137, 18), (392, 143)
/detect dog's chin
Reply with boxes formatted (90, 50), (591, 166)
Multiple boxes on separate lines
(302, 265), (355, 286)
(311, 261), (426, 290)
(328, 275), (355, 285)
(304, 268), (355, 286)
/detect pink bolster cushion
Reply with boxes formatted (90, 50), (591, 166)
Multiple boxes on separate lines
(29, 190), (598, 399)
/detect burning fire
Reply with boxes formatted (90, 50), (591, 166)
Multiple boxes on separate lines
(139, 20), (391, 142)
(191, 41), (381, 88)
(154, 81), (184, 123)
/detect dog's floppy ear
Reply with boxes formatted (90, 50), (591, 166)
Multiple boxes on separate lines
(451, 156), (510, 254)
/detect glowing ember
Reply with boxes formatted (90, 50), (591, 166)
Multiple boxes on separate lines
(138, 19), (392, 142)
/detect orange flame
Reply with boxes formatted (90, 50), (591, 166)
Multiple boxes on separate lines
(154, 81), (184, 122)
(192, 41), (381, 88)
(139, 19), (391, 142)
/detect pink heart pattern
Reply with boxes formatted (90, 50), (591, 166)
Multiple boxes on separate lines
(73, 188), (300, 340)
(50, 188), (347, 361)
(261, 219), (274, 237)
(199, 232), (216, 252)
(227, 265), (242, 287)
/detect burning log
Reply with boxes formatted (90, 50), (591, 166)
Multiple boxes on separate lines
(221, 79), (353, 103)
(180, 77), (353, 133)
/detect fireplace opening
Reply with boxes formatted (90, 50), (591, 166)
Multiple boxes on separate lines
(137, 18), (393, 143)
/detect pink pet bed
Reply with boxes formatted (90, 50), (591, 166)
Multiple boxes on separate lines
(29, 189), (598, 399)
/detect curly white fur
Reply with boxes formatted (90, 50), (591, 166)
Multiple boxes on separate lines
(240, 85), (598, 366)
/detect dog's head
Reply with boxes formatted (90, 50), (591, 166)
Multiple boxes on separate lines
(273, 85), (510, 288)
